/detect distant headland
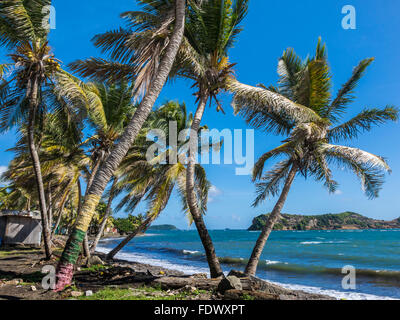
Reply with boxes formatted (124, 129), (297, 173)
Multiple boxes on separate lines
(148, 224), (179, 231)
(248, 212), (400, 231)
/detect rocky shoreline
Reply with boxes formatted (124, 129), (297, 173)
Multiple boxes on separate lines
(0, 247), (335, 300)
(93, 253), (335, 300)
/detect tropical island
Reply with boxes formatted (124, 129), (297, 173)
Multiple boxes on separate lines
(248, 212), (400, 231)
(148, 225), (179, 231)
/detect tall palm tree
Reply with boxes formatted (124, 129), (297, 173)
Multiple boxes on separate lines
(228, 39), (398, 276)
(54, 0), (186, 291)
(0, 0), (92, 259)
(171, 0), (249, 278)
(106, 101), (212, 259)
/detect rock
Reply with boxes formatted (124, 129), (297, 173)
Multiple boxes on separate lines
(30, 285), (37, 291)
(70, 291), (83, 297)
(227, 270), (335, 300)
(217, 276), (243, 293)
(85, 290), (93, 297)
(180, 285), (197, 293)
(88, 255), (104, 266)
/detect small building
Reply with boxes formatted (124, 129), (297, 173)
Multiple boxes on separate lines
(0, 211), (42, 246)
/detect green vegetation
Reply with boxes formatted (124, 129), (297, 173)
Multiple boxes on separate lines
(248, 212), (400, 231)
(111, 214), (146, 235)
(76, 286), (208, 301)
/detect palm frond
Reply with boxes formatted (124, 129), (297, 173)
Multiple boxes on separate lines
(326, 58), (375, 122)
(328, 106), (399, 142)
(320, 143), (391, 172)
(227, 79), (321, 125)
(253, 160), (292, 207)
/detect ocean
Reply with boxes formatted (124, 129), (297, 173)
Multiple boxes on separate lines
(97, 229), (400, 300)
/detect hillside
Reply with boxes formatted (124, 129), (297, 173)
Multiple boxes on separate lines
(148, 224), (179, 231)
(248, 212), (400, 231)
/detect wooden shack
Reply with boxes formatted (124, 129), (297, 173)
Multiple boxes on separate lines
(0, 211), (42, 246)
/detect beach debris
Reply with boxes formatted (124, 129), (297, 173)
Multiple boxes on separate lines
(70, 291), (83, 297)
(5, 278), (22, 285)
(30, 285), (37, 291)
(159, 271), (165, 275)
(181, 285), (197, 293)
(217, 276), (243, 293)
(191, 273), (208, 279)
(85, 290), (93, 297)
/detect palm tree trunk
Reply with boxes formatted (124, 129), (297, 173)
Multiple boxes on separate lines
(54, 0), (186, 291)
(186, 94), (223, 278)
(90, 178), (118, 254)
(47, 182), (53, 231)
(245, 163), (298, 276)
(106, 216), (154, 260)
(51, 192), (70, 239)
(27, 76), (52, 260)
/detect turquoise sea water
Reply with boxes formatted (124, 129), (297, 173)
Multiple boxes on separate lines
(97, 229), (400, 300)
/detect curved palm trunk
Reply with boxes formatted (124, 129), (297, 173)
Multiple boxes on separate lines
(51, 192), (70, 239)
(90, 178), (118, 254)
(55, 0), (186, 291)
(186, 94), (223, 278)
(106, 216), (154, 260)
(27, 76), (52, 259)
(47, 182), (53, 231)
(245, 164), (298, 276)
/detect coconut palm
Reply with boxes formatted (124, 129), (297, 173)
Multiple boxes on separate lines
(169, 0), (248, 278)
(2, 108), (88, 232)
(105, 101), (212, 259)
(54, 0), (186, 290)
(0, 0), (96, 259)
(228, 39), (398, 276)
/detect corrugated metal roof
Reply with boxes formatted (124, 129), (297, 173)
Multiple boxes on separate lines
(0, 210), (41, 220)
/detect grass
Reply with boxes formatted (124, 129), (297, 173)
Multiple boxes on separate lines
(77, 285), (209, 301)
(80, 264), (110, 272)
(0, 248), (42, 258)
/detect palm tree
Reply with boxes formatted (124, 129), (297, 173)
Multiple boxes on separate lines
(228, 39), (398, 276)
(105, 101), (212, 259)
(54, 0), (186, 291)
(0, 0), (94, 259)
(170, 0), (248, 278)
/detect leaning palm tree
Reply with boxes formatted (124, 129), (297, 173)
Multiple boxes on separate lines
(105, 101), (212, 259)
(0, 0), (94, 259)
(172, 0), (249, 278)
(54, 0), (186, 290)
(228, 39), (398, 276)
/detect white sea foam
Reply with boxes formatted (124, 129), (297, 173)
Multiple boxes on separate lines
(96, 246), (209, 276)
(300, 240), (348, 245)
(183, 250), (201, 255)
(265, 260), (280, 265)
(266, 280), (396, 301)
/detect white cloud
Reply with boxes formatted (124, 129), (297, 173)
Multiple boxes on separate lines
(208, 185), (222, 203)
(334, 190), (343, 195)
(0, 166), (7, 176)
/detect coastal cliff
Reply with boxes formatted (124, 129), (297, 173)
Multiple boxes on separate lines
(248, 212), (400, 231)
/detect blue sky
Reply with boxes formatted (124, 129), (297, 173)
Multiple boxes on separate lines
(1, 0), (399, 229)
